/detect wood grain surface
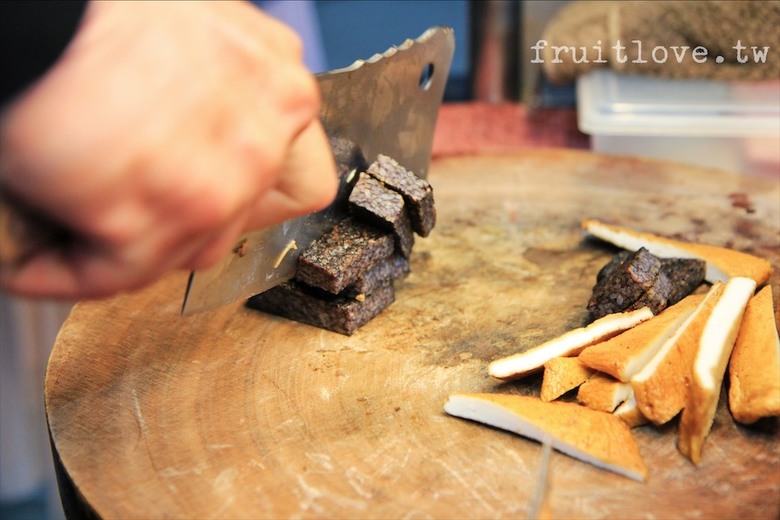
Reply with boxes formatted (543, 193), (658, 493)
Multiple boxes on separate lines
(45, 150), (780, 519)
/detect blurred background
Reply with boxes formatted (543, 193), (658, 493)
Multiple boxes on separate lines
(1, 1), (776, 519)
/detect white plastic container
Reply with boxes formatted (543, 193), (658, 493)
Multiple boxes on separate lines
(577, 70), (780, 178)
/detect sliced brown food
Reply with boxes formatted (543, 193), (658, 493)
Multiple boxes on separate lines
(587, 247), (664, 319)
(329, 136), (368, 176)
(613, 393), (648, 428)
(366, 154), (436, 237)
(348, 172), (415, 257)
(329, 136), (368, 206)
(591, 250), (706, 320)
(296, 217), (395, 294)
(583, 219), (773, 286)
(246, 280), (395, 336)
(578, 294), (704, 382)
(488, 307), (653, 381)
(540, 357), (594, 402)
(728, 285), (780, 424)
(443, 393), (648, 481)
(577, 373), (632, 412)
(678, 277), (756, 465)
(661, 257), (706, 306)
(342, 253), (409, 300)
(596, 250), (631, 282)
(248, 150), (437, 336)
(631, 284), (724, 425)
(626, 269), (672, 315)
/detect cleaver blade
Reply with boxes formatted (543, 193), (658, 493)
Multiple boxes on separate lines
(181, 27), (455, 316)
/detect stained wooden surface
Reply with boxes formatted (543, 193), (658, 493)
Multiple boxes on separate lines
(45, 150), (780, 519)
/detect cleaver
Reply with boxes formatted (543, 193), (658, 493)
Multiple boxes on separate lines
(180, 27), (455, 315)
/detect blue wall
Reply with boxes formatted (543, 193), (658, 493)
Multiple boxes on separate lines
(315, 0), (470, 99)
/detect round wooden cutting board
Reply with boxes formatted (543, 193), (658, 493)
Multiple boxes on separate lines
(45, 150), (780, 519)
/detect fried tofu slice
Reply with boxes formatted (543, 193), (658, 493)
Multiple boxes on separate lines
(578, 294), (704, 382)
(728, 285), (780, 424)
(678, 277), (756, 465)
(444, 393), (647, 481)
(582, 219), (773, 286)
(613, 393), (648, 428)
(488, 307), (653, 381)
(631, 284), (724, 425)
(577, 373), (632, 412)
(540, 357), (594, 402)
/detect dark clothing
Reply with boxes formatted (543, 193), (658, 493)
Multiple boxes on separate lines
(1, 0), (86, 105)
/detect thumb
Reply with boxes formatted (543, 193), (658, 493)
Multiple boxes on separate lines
(246, 120), (338, 232)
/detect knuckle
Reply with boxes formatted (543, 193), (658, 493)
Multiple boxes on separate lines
(301, 75), (322, 115)
(286, 31), (304, 61)
(274, 22), (304, 60)
(280, 69), (321, 125)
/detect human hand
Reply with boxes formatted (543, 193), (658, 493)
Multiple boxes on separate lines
(0, 0), (337, 299)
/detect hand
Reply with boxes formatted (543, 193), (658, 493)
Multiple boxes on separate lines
(0, 0), (337, 299)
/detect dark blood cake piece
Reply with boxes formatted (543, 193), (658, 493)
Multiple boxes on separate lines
(247, 281), (395, 336)
(247, 151), (436, 335)
(626, 270), (672, 315)
(366, 154), (436, 237)
(329, 136), (368, 176)
(296, 216), (395, 294)
(329, 136), (367, 203)
(589, 248), (708, 320)
(348, 172), (415, 257)
(318, 136), (368, 224)
(587, 247), (662, 319)
(342, 253), (410, 299)
(660, 257), (706, 306)
(596, 250), (631, 283)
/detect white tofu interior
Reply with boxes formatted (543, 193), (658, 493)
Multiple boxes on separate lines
(622, 305), (697, 381)
(488, 307), (652, 379)
(695, 277), (756, 389)
(443, 394), (645, 481)
(632, 286), (720, 384)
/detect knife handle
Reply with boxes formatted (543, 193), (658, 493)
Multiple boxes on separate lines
(0, 191), (72, 270)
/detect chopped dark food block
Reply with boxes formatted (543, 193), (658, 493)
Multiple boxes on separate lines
(587, 247), (662, 320)
(588, 249), (708, 320)
(246, 280), (395, 336)
(328, 137), (367, 213)
(296, 216), (395, 294)
(248, 151), (436, 336)
(348, 172), (415, 257)
(329, 136), (368, 179)
(343, 253), (410, 299)
(660, 257), (706, 305)
(627, 270), (672, 314)
(596, 250), (631, 282)
(366, 154), (436, 237)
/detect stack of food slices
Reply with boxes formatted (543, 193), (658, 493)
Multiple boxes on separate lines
(247, 152), (435, 336)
